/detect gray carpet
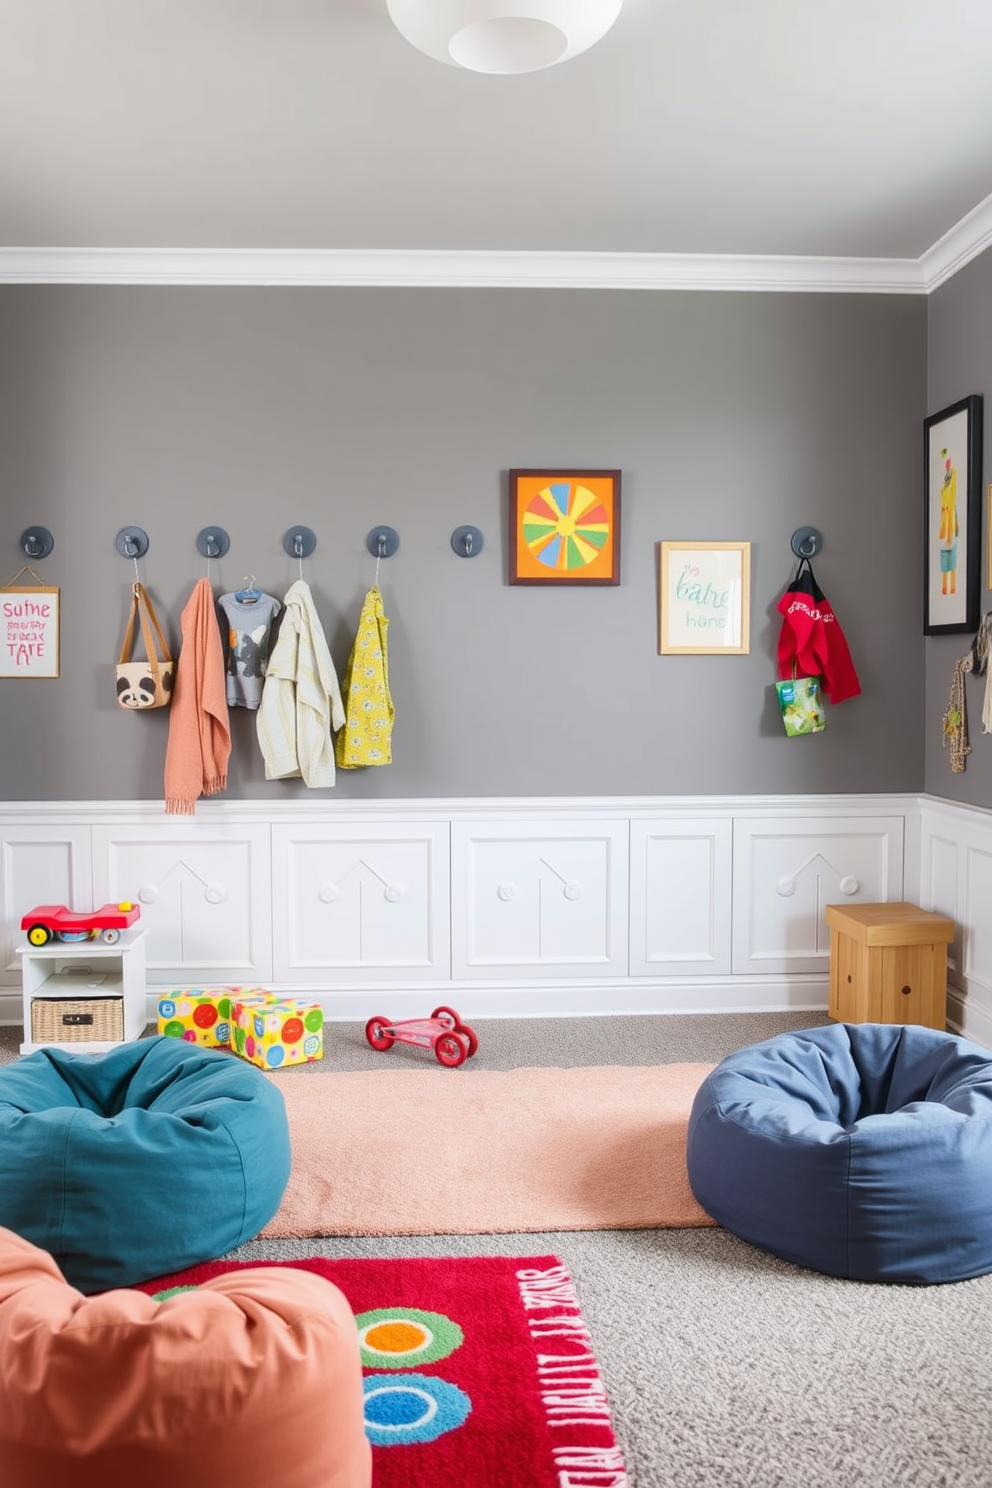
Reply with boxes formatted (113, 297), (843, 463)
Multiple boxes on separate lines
(6, 1012), (992, 1487)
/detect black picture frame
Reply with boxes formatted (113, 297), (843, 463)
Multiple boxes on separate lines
(924, 393), (983, 636)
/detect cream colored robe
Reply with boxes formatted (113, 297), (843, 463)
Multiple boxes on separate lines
(256, 580), (345, 786)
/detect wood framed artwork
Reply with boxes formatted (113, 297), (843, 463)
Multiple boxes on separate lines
(658, 541), (751, 655)
(0, 568), (59, 678)
(924, 394), (983, 636)
(508, 470), (621, 585)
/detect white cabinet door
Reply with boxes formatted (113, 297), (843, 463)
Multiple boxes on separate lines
(629, 818), (732, 977)
(92, 822), (272, 983)
(451, 819), (628, 979)
(0, 823), (93, 986)
(732, 815), (905, 976)
(272, 821), (449, 982)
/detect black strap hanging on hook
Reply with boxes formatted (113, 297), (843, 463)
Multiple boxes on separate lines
(789, 554), (822, 596)
(788, 527), (824, 588)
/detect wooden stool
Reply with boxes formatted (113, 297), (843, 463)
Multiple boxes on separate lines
(825, 902), (954, 1030)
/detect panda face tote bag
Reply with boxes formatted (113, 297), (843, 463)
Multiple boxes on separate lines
(116, 583), (174, 709)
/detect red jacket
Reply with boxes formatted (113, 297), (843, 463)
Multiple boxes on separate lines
(777, 561), (861, 705)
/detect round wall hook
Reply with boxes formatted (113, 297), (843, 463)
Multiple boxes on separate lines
(20, 527), (54, 560)
(115, 526), (149, 560)
(196, 526), (230, 559)
(366, 526), (399, 559)
(282, 526), (316, 560)
(451, 525), (484, 558)
(791, 526), (823, 560)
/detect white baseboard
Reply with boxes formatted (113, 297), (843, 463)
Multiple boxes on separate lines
(0, 978), (830, 1029)
(947, 983), (992, 1049)
(150, 976), (831, 1023)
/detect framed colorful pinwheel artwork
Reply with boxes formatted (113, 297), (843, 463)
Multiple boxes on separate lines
(508, 469), (621, 585)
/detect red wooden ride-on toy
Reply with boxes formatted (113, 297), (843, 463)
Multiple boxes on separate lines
(365, 1006), (479, 1068)
(20, 902), (141, 947)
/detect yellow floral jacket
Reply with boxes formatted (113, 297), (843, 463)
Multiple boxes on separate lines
(335, 586), (393, 768)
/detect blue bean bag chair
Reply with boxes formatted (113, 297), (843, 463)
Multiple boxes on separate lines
(686, 1023), (992, 1284)
(0, 1036), (291, 1293)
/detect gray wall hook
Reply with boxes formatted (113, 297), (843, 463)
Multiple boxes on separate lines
(451, 525), (484, 558)
(196, 527), (230, 559)
(20, 527), (55, 560)
(790, 526), (823, 560)
(115, 526), (149, 559)
(282, 526), (317, 560)
(366, 526), (399, 559)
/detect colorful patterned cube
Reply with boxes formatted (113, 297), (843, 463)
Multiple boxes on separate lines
(156, 987), (267, 1049)
(231, 994), (324, 1070)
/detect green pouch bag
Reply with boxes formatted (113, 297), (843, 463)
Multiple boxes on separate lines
(776, 674), (826, 737)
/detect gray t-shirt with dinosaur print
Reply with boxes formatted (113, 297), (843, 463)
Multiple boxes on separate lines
(218, 590), (282, 709)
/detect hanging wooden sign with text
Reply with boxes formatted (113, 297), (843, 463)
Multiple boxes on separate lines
(0, 573), (60, 678)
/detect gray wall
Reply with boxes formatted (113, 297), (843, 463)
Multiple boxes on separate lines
(0, 285), (926, 802)
(926, 249), (992, 803)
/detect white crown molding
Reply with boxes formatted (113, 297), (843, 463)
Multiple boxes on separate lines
(4, 192), (992, 292)
(0, 245), (928, 293)
(919, 189), (992, 292)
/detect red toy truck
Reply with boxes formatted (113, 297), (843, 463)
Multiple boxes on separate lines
(21, 902), (141, 947)
(365, 1005), (479, 1067)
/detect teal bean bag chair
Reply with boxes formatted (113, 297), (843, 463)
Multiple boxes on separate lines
(0, 1036), (291, 1293)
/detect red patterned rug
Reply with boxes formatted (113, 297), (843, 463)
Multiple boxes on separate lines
(137, 1253), (628, 1488)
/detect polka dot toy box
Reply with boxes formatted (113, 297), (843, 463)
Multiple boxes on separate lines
(156, 987), (265, 1049)
(231, 992), (324, 1070)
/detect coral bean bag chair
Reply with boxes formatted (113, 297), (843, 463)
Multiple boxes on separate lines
(0, 1227), (371, 1488)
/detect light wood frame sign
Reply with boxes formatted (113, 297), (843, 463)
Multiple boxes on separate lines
(658, 541), (751, 655)
(0, 582), (60, 677)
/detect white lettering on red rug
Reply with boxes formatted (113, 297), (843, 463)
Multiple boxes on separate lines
(516, 1264), (630, 1488)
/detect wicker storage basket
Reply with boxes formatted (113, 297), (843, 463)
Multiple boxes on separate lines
(31, 997), (124, 1044)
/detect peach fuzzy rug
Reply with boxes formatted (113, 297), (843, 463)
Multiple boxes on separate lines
(261, 1064), (716, 1237)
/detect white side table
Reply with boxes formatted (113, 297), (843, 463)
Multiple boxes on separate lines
(17, 929), (148, 1055)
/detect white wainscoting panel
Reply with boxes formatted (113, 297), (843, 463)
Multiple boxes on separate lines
(629, 817), (732, 976)
(0, 825), (93, 985)
(451, 819), (629, 979)
(964, 842), (992, 988)
(272, 821), (449, 982)
(732, 815), (905, 976)
(91, 823), (272, 983)
(919, 824), (960, 963)
(0, 794), (943, 1023)
(921, 798), (992, 1048)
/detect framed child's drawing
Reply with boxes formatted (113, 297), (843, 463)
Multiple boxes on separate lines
(0, 570), (59, 678)
(658, 541), (750, 655)
(509, 470), (621, 585)
(924, 394), (983, 636)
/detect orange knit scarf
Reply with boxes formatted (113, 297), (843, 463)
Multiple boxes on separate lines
(164, 578), (231, 814)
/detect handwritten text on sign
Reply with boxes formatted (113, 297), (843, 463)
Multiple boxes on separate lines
(0, 587), (60, 677)
(659, 542), (750, 655)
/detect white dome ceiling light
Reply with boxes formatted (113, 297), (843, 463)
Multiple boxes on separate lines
(385, 0), (623, 74)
